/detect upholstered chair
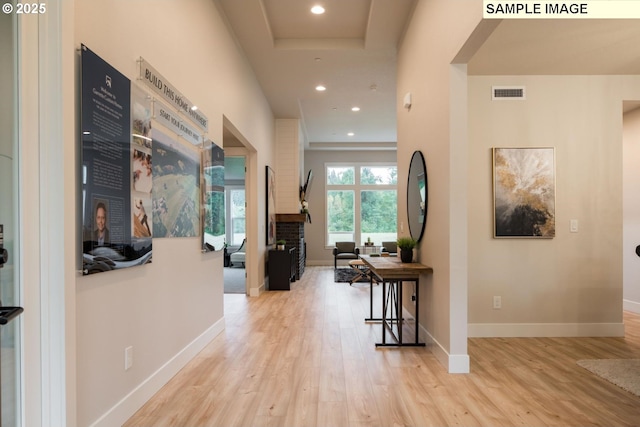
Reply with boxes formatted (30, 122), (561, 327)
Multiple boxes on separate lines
(381, 241), (398, 256)
(332, 241), (360, 269)
(229, 238), (246, 267)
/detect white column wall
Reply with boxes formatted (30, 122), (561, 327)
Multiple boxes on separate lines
(397, 0), (482, 373)
(275, 119), (302, 214)
(20, 2), (76, 426)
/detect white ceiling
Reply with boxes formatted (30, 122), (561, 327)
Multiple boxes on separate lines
(215, 1), (640, 149)
(468, 19), (640, 76)
(216, 0), (415, 149)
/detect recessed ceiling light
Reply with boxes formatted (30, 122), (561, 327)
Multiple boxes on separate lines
(351, 107), (360, 112)
(315, 85), (326, 92)
(347, 132), (355, 136)
(191, 105), (198, 111)
(311, 5), (325, 14)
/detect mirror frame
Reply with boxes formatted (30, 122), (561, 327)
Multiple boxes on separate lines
(407, 150), (427, 242)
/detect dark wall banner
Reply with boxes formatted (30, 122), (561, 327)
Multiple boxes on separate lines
(81, 44), (152, 275)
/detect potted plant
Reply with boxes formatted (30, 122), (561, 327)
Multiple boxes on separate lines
(397, 236), (417, 263)
(276, 239), (286, 250)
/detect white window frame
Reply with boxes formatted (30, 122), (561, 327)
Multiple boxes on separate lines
(225, 186), (246, 247)
(325, 162), (397, 248)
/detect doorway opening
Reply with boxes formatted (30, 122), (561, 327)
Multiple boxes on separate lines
(224, 155), (246, 294)
(221, 116), (259, 297)
(622, 101), (640, 315)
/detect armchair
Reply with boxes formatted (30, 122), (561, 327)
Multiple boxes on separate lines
(381, 241), (398, 256)
(229, 238), (246, 267)
(333, 241), (360, 269)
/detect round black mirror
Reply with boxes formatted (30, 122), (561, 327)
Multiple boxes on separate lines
(407, 151), (427, 242)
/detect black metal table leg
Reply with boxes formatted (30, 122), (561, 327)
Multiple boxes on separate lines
(375, 279), (425, 347)
(397, 280), (403, 344)
(365, 272), (382, 322)
(415, 278), (420, 344)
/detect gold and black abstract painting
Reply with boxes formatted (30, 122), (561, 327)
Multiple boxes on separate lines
(493, 147), (555, 238)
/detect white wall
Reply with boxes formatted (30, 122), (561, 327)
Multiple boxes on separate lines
(275, 119), (302, 214)
(468, 75), (640, 336)
(397, 0), (482, 373)
(623, 107), (640, 314)
(303, 150), (397, 265)
(72, 1), (274, 425)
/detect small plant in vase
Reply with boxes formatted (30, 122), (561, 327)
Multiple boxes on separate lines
(397, 237), (417, 263)
(276, 240), (286, 250)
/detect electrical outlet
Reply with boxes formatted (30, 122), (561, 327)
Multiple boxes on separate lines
(125, 346), (133, 371)
(493, 296), (502, 309)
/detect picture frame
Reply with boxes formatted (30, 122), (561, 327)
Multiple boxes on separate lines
(493, 147), (555, 238)
(266, 165), (276, 245)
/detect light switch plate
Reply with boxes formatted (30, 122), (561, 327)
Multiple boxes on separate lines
(570, 219), (578, 233)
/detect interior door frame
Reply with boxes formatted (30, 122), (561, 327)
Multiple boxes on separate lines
(19, 3), (76, 425)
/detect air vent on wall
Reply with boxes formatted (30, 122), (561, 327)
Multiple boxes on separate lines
(492, 86), (526, 100)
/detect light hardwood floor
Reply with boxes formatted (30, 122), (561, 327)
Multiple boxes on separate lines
(125, 266), (640, 426)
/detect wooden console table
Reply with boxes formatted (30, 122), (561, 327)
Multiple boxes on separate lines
(360, 255), (433, 347)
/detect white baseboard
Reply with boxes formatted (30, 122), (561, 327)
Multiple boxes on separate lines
(306, 260), (333, 266)
(250, 282), (265, 297)
(418, 319), (470, 374)
(468, 322), (625, 338)
(89, 318), (226, 427)
(623, 299), (640, 314)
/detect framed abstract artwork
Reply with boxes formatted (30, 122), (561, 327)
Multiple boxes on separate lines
(493, 147), (555, 238)
(266, 165), (276, 245)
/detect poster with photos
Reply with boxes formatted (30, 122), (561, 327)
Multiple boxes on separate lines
(151, 128), (200, 238)
(131, 85), (153, 239)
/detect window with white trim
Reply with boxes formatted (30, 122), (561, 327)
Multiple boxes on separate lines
(326, 163), (397, 247)
(225, 187), (245, 246)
